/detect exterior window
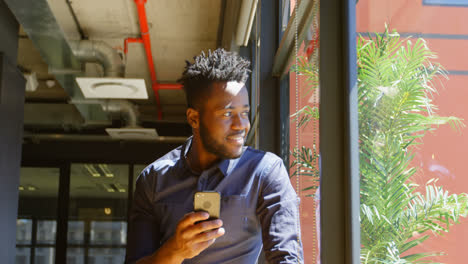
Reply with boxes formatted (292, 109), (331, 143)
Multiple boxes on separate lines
(357, 0), (468, 263)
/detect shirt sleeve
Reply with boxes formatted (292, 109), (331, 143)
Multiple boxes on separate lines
(125, 169), (161, 264)
(257, 158), (304, 264)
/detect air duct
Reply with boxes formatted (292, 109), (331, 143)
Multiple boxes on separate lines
(69, 41), (140, 128)
(70, 40), (125, 77)
(101, 100), (138, 127)
(71, 99), (138, 128)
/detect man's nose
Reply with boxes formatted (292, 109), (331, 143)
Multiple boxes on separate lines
(231, 114), (249, 130)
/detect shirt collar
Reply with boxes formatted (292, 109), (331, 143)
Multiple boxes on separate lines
(181, 136), (243, 177)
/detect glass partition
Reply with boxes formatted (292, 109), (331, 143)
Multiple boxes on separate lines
(357, 1), (468, 262)
(16, 167), (60, 264)
(68, 163), (129, 263)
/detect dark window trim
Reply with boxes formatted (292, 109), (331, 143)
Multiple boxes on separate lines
(320, 0), (360, 263)
(55, 163), (70, 264)
(423, 0), (468, 7)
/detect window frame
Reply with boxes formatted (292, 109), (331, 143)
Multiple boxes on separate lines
(319, 0), (360, 263)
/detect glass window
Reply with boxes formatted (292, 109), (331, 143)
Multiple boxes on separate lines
(357, 1), (468, 263)
(36, 220), (56, 244)
(88, 248), (125, 264)
(286, 1), (320, 263)
(16, 219), (32, 245)
(67, 221), (85, 244)
(69, 163), (129, 263)
(90, 221), (127, 245)
(66, 247), (84, 264)
(16, 247), (30, 264)
(34, 247), (54, 264)
(17, 167), (59, 262)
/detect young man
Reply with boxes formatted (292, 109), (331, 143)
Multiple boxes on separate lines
(125, 49), (303, 264)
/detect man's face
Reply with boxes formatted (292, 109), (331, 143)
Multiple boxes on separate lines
(198, 81), (250, 159)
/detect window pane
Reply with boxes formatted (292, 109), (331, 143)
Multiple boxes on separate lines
(16, 219), (32, 245)
(15, 247), (30, 264)
(66, 248), (84, 264)
(357, 1), (468, 262)
(34, 247), (54, 264)
(88, 248), (125, 264)
(18, 167), (59, 261)
(288, 1), (320, 263)
(68, 163), (129, 259)
(90, 221), (127, 245)
(36, 220), (56, 244)
(67, 221), (85, 244)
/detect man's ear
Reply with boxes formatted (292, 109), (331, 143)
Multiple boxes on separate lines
(186, 108), (199, 129)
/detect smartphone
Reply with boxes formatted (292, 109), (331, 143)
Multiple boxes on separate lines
(194, 191), (221, 219)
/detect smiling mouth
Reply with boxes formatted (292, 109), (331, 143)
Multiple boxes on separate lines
(226, 134), (245, 144)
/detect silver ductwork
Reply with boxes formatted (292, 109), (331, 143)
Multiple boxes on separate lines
(70, 40), (125, 77)
(71, 99), (139, 128)
(69, 40), (140, 128)
(101, 100), (138, 127)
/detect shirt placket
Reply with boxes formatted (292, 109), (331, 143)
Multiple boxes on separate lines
(197, 171), (209, 191)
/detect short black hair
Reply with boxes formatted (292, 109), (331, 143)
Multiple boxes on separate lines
(178, 48), (251, 109)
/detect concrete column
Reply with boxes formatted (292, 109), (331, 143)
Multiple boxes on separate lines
(0, 1), (25, 263)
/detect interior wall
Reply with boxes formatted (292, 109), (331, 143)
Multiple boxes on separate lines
(0, 1), (25, 262)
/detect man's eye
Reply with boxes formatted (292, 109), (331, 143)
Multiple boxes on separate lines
(242, 111), (250, 116)
(223, 112), (232, 117)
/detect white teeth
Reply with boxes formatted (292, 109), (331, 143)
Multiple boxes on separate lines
(227, 135), (244, 139)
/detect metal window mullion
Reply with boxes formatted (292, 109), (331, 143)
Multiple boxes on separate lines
(55, 163), (70, 264)
(319, 0), (359, 263)
(31, 218), (37, 264)
(84, 219), (91, 264)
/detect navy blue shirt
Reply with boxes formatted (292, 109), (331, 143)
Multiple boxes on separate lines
(126, 138), (303, 263)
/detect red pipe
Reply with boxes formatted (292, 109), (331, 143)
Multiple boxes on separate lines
(124, 37), (143, 54)
(131, 0), (183, 120)
(157, 83), (183, 90)
(133, 0), (157, 119)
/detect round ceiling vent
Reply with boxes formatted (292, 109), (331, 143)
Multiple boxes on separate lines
(91, 81), (138, 95)
(105, 128), (159, 140)
(76, 77), (148, 99)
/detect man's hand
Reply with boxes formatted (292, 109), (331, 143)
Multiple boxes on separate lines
(147, 211), (225, 264)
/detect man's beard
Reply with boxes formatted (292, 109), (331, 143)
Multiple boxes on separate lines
(199, 121), (243, 159)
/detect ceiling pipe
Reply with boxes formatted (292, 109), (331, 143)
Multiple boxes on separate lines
(70, 40), (125, 77)
(101, 100), (138, 127)
(69, 40), (141, 128)
(71, 99), (139, 128)
(124, 38), (143, 54)
(130, 0), (183, 121)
